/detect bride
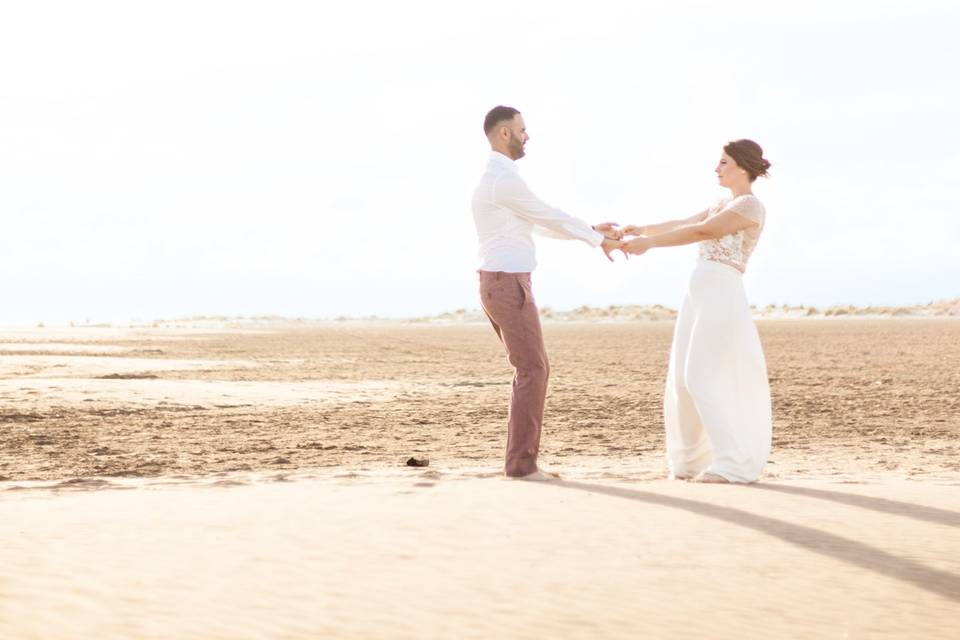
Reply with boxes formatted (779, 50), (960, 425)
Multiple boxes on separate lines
(621, 139), (773, 483)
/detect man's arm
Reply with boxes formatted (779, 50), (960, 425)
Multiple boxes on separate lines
(494, 173), (605, 247)
(534, 221), (622, 262)
(537, 221), (620, 240)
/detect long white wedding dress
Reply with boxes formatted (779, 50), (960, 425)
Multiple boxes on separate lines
(663, 195), (772, 483)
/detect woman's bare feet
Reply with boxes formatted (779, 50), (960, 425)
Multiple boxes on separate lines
(692, 471), (730, 484)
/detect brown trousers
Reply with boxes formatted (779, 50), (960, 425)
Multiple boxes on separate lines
(479, 271), (549, 477)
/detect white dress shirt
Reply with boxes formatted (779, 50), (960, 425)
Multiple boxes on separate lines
(471, 151), (603, 272)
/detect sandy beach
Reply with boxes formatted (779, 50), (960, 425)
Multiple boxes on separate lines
(2, 318), (959, 482)
(7, 0), (960, 636)
(3, 472), (959, 639)
(2, 318), (959, 638)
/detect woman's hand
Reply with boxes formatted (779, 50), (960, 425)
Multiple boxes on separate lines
(621, 236), (651, 257)
(620, 225), (646, 237)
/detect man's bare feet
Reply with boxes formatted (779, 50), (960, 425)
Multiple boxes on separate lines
(692, 471), (730, 483)
(510, 469), (560, 481)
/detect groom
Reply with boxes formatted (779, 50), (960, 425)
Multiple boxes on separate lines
(472, 105), (622, 480)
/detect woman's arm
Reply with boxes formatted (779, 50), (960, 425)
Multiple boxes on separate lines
(624, 210), (758, 255)
(621, 209), (709, 237)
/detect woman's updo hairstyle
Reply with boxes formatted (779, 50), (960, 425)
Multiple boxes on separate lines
(724, 139), (771, 182)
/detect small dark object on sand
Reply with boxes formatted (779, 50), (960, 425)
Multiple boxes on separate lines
(406, 457), (429, 467)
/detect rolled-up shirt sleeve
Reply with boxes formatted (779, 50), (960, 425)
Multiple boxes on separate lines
(493, 173), (604, 247)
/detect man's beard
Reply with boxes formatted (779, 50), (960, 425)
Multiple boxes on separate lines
(509, 133), (525, 159)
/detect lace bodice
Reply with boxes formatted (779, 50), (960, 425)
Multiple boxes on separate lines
(698, 195), (765, 271)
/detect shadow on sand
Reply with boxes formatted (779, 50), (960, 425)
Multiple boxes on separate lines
(554, 480), (960, 603)
(748, 483), (960, 528)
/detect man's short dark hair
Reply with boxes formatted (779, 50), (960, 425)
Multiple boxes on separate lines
(483, 105), (520, 136)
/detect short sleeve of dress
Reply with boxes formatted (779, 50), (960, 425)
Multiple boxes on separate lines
(726, 196), (765, 224)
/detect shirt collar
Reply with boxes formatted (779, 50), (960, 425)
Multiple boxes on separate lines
(488, 150), (519, 172)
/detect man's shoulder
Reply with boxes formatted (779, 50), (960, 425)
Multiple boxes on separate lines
(488, 170), (529, 204)
(490, 168), (526, 188)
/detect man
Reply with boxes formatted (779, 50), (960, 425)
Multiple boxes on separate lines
(472, 105), (622, 480)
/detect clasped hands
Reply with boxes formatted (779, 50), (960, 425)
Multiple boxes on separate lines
(593, 222), (651, 262)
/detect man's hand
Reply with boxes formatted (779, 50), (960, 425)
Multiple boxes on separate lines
(620, 225), (646, 237)
(600, 237), (624, 262)
(621, 236), (651, 257)
(593, 222), (622, 240)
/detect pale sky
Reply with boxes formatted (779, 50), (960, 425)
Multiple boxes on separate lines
(2, 0), (958, 324)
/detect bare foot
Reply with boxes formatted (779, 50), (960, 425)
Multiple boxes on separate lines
(510, 469), (560, 481)
(692, 472), (730, 484)
(671, 473), (693, 481)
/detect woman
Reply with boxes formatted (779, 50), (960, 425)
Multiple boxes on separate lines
(622, 140), (773, 483)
